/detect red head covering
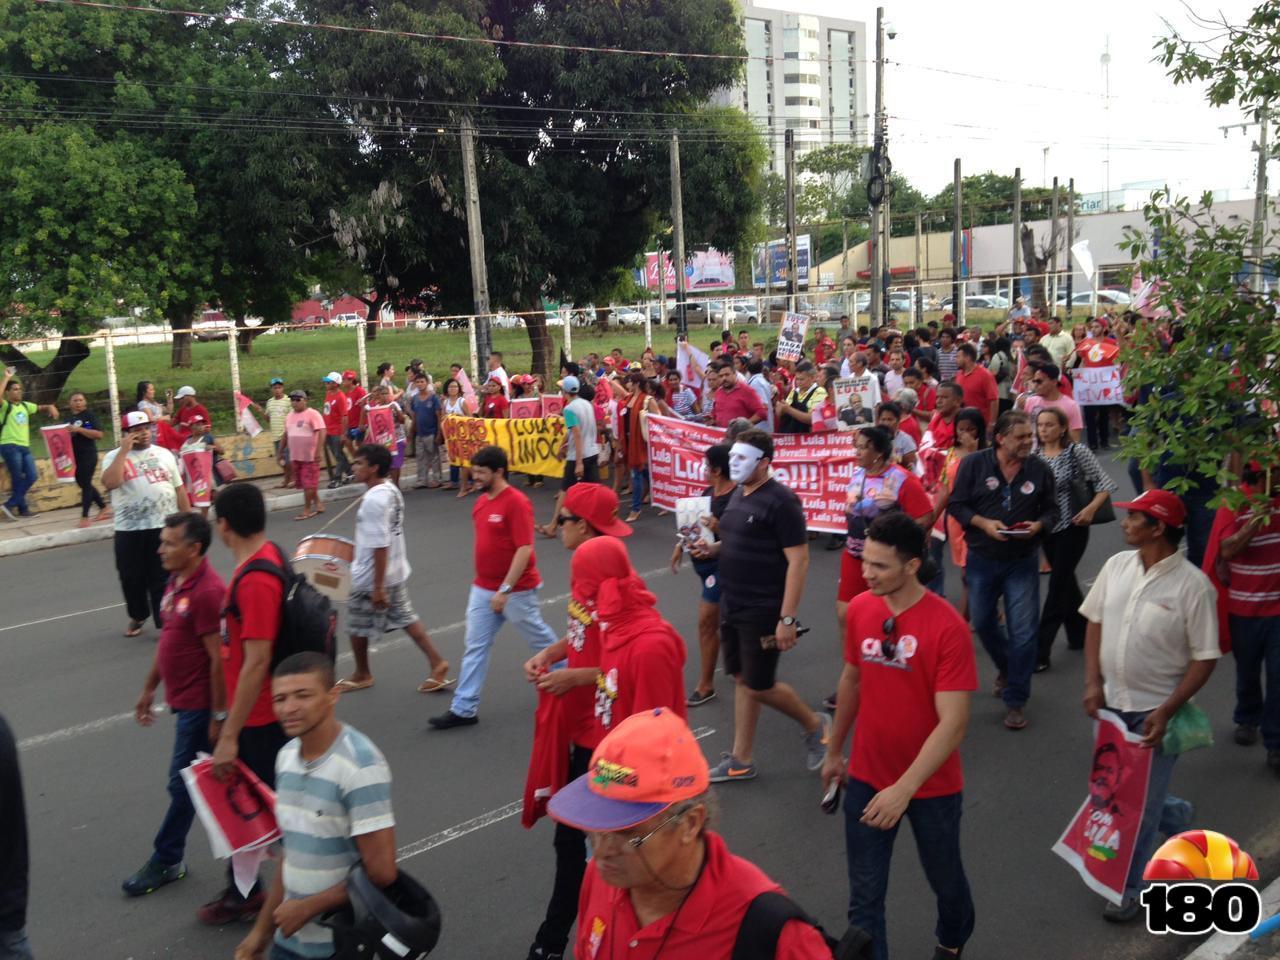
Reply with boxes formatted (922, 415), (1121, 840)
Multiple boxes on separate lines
(570, 537), (682, 652)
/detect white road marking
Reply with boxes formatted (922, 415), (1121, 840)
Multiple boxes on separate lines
(0, 602), (126, 633)
(396, 727), (715, 862)
(16, 566), (671, 752)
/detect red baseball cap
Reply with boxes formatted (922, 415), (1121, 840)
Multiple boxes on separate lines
(548, 708), (709, 831)
(1113, 489), (1187, 528)
(563, 484), (632, 537)
(1029, 320), (1050, 336)
(342, 370), (358, 381)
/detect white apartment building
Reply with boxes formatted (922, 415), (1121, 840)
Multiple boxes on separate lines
(712, 2), (869, 174)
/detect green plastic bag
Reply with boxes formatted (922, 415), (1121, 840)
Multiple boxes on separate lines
(1162, 701), (1214, 756)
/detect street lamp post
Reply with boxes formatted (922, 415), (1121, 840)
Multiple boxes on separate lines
(867, 8), (895, 327)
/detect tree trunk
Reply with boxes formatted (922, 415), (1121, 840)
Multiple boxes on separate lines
(360, 295), (385, 341)
(235, 313), (268, 354)
(523, 303), (555, 378)
(594, 305), (610, 333)
(0, 336), (91, 406)
(170, 310), (194, 368)
(1020, 225), (1050, 312)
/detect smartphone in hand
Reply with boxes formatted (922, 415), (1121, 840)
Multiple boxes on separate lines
(821, 780), (843, 814)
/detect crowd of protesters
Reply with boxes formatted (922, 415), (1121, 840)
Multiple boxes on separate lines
(1, 295), (1278, 960)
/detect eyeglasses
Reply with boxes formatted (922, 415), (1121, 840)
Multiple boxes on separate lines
(556, 514), (583, 527)
(625, 810), (686, 849)
(880, 616), (897, 660)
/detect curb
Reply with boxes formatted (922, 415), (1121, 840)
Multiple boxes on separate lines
(1184, 873), (1280, 959)
(0, 483), (366, 559)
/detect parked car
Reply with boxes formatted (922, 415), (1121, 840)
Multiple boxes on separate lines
(939, 294), (1010, 311)
(608, 306), (646, 325)
(1054, 290), (1131, 307)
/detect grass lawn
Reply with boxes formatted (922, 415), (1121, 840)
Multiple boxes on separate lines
(16, 308), (1004, 457)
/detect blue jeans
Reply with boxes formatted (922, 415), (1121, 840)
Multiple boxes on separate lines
(1231, 614), (1280, 751)
(153, 708), (211, 866)
(967, 551), (1041, 709)
(1183, 498), (1215, 569)
(630, 467), (649, 514)
(449, 585), (559, 718)
(1116, 710), (1193, 901)
(0, 444), (37, 513)
(844, 778), (975, 960)
(0, 928), (33, 960)
(926, 535), (946, 597)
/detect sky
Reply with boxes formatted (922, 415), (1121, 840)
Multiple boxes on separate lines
(772, 0), (1265, 201)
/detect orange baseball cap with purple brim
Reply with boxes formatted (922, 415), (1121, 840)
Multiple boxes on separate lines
(548, 708), (709, 831)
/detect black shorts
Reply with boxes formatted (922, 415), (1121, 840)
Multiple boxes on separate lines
(561, 454), (600, 491)
(720, 606), (782, 692)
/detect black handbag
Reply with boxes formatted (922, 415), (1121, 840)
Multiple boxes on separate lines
(1067, 444), (1115, 525)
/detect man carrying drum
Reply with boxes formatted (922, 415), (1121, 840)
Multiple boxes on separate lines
(333, 443), (452, 695)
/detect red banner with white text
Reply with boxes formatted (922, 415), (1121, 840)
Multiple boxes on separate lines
(646, 415), (858, 533)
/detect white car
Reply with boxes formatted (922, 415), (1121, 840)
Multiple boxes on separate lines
(1054, 290), (1132, 307)
(608, 306), (646, 325)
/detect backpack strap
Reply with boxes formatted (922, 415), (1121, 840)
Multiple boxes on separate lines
(732, 892), (834, 960)
(223, 543), (290, 619)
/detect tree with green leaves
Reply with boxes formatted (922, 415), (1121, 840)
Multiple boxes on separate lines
(1118, 2), (1280, 508)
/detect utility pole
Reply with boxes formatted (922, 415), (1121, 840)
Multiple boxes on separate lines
(868, 6), (886, 328)
(882, 174), (892, 323)
(1253, 107), (1270, 294)
(1049, 176), (1060, 316)
(460, 115), (492, 370)
(914, 211), (923, 326)
(952, 159), (964, 327)
(785, 128), (798, 315)
(1066, 178), (1076, 320)
(1011, 167), (1021, 306)
(670, 131), (688, 336)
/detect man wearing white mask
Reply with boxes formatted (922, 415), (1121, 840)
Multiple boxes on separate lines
(691, 429), (829, 783)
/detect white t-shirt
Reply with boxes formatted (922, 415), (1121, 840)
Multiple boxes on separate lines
(351, 482), (410, 591)
(102, 445), (184, 532)
(562, 397), (600, 461)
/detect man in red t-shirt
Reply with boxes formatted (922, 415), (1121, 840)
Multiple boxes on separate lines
(822, 512), (977, 959)
(431, 445), (559, 729)
(953, 342), (998, 431)
(710, 360), (766, 428)
(206, 483), (288, 925)
(321, 372), (351, 487)
(342, 369), (368, 456)
(549, 709), (832, 960)
(924, 382), (963, 454)
(125, 512), (227, 899)
(521, 484), (637, 960)
(172, 386), (211, 438)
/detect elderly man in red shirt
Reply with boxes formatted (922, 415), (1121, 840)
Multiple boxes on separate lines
(549, 708), (835, 960)
(709, 359), (766, 429)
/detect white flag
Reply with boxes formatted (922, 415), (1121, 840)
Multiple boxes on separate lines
(1070, 240), (1095, 284)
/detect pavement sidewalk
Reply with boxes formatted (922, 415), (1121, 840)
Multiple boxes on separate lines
(0, 462), (432, 558)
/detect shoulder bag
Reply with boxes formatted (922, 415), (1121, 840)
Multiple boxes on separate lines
(1066, 444), (1115, 525)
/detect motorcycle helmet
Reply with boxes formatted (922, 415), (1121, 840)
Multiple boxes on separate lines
(323, 864), (442, 959)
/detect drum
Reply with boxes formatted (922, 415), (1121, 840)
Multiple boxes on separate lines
(293, 535), (356, 602)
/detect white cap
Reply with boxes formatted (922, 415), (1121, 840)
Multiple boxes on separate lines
(123, 410), (150, 429)
(324, 371), (342, 384)
(174, 385), (196, 399)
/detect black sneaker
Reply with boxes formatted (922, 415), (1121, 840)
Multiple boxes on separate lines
(429, 710), (478, 730)
(18, 507), (38, 518)
(526, 946), (563, 960)
(686, 689), (716, 707)
(122, 858), (186, 897)
(1234, 724), (1259, 746)
(1102, 897), (1141, 923)
(327, 479), (341, 489)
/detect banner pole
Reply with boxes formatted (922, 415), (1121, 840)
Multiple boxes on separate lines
(562, 306), (573, 362)
(468, 316), (479, 383)
(643, 301), (652, 350)
(227, 325), (243, 432)
(356, 317), (369, 389)
(104, 329), (121, 444)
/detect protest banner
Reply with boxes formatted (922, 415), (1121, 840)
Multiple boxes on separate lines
(540, 394), (565, 418)
(235, 392), (263, 437)
(777, 313), (809, 363)
(1071, 366), (1123, 406)
(40, 424), (76, 482)
(181, 448), (214, 507)
(1052, 710), (1154, 905)
(646, 415), (856, 532)
(366, 404), (396, 447)
(181, 755), (280, 896)
(511, 398), (542, 419)
(442, 415), (566, 478)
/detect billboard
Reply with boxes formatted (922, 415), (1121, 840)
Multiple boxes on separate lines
(642, 249), (736, 293)
(751, 235), (812, 289)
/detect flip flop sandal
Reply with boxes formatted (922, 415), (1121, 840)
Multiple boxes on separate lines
(333, 678), (375, 693)
(124, 620), (144, 638)
(418, 677), (457, 694)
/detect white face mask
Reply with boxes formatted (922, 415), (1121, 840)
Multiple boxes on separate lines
(729, 443), (764, 484)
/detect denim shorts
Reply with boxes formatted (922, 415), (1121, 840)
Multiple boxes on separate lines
(692, 559), (721, 604)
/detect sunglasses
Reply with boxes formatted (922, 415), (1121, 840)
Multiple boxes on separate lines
(881, 617), (897, 660)
(556, 514), (583, 527)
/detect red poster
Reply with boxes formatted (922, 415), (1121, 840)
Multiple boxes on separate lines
(181, 449), (214, 507)
(181, 756), (280, 858)
(645, 415), (857, 533)
(511, 398), (542, 419)
(41, 425), (77, 483)
(366, 404), (396, 448)
(540, 394), (565, 418)
(1052, 710), (1153, 905)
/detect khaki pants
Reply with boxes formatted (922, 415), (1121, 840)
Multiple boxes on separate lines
(414, 434), (442, 485)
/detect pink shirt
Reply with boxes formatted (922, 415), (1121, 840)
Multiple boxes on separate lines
(1025, 393), (1083, 432)
(285, 407), (325, 462)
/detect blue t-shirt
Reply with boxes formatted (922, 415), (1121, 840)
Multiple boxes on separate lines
(410, 393), (441, 436)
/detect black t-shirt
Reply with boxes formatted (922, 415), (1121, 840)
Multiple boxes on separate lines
(0, 713), (29, 932)
(717, 478), (808, 611)
(66, 410), (102, 461)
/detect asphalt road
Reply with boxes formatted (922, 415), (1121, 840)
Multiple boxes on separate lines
(5, 453), (1278, 960)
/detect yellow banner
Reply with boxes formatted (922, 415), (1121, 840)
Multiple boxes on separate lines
(441, 415), (566, 478)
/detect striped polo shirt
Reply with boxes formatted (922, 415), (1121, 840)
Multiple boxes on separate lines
(274, 724), (394, 958)
(1226, 500), (1280, 617)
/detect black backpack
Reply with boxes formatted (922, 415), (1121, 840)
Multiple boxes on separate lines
(225, 543), (337, 669)
(732, 892), (873, 960)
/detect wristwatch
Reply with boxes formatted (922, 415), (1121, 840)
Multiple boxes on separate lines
(498, 584), (513, 595)
(780, 616), (799, 627)
(212, 711), (229, 722)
